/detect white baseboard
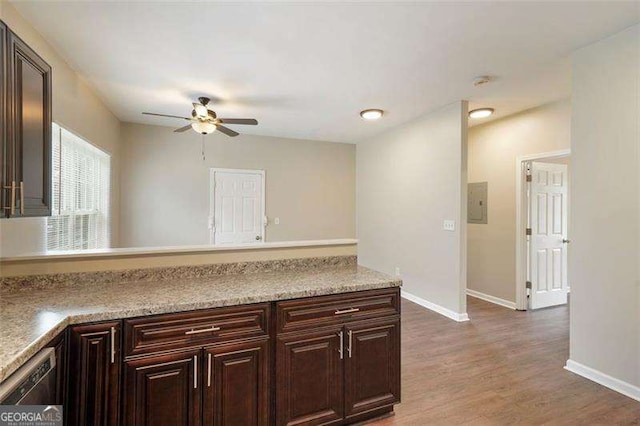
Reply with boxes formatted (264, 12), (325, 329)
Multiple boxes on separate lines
(565, 359), (640, 402)
(466, 289), (516, 310)
(401, 290), (469, 322)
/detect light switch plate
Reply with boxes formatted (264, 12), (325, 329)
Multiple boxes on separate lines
(395, 267), (401, 276)
(274, 217), (280, 225)
(443, 220), (455, 231)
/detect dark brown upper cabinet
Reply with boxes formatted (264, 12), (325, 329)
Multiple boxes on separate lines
(1, 21), (52, 218)
(0, 21), (8, 215)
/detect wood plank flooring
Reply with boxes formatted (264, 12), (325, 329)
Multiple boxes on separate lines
(374, 297), (640, 425)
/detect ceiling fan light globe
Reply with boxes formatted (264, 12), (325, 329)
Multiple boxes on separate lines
(191, 121), (216, 134)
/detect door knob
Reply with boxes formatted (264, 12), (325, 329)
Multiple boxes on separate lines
(562, 239), (571, 244)
(255, 235), (262, 241)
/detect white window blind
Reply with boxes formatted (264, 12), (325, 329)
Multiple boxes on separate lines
(47, 123), (111, 251)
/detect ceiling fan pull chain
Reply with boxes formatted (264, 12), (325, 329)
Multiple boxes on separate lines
(201, 134), (206, 161)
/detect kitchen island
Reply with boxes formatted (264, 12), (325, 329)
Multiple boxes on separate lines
(0, 256), (401, 425)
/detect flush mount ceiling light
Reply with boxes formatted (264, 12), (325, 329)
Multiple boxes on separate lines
(469, 108), (494, 119)
(360, 109), (384, 120)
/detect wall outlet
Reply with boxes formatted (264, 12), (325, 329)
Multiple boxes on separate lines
(395, 267), (401, 276)
(274, 217), (280, 225)
(443, 220), (455, 231)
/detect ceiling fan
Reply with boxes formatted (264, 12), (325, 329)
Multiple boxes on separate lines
(142, 97), (258, 137)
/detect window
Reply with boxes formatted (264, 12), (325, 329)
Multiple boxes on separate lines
(47, 123), (111, 251)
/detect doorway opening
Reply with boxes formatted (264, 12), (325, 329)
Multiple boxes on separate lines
(515, 149), (571, 310)
(209, 168), (266, 245)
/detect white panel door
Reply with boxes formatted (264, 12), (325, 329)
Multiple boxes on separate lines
(212, 170), (264, 245)
(529, 162), (569, 309)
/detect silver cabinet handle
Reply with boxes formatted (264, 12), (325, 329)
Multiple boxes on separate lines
(207, 353), (212, 387)
(3, 181), (16, 216)
(110, 327), (116, 364)
(194, 355), (198, 389)
(185, 326), (221, 335)
(338, 331), (344, 360)
(348, 330), (353, 358)
(334, 308), (360, 315)
(18, 181), (24, 215)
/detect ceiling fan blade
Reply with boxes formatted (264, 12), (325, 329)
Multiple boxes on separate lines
(143, 112), (191, 121)
(174, 124), (193, 133)
(216, 124), (239, 137)
(218, 118), (258, 125)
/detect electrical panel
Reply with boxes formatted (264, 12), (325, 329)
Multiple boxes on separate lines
(468, 182), (488, 224)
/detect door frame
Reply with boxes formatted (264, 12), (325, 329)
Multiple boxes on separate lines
(515, 149), (570, 310)
(209, 168), (266, 245)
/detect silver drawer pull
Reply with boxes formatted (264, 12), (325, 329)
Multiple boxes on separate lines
(334, 308), (360, 315)
(185, 326), (221, 335)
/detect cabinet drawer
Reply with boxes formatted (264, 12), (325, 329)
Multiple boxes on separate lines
(276, 288), (400, 333)
(124, 303), (269, 357)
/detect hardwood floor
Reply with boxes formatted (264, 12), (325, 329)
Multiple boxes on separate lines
(374, 296), (640, 425)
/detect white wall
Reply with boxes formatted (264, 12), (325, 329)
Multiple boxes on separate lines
(357, 101), (468, 317)
(569, 24), (639, 389)
(467, 100), (571, 302)
(0, 1), (122, 256)
(119, 123), (355, 247)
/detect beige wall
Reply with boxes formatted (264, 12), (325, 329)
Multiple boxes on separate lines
(119, 123), (355, 247)
(467, 100), (571, 302)
(357, 101), (468, 316)
(569, 24), (639, 388)
(0, 1), (122, 256)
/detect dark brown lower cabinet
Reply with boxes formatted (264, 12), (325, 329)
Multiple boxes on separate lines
(68, 321), (121, 426)
(124, 349), (201, 426)
(59, 289), (399, 425)
(344, 318), (400, 420)
(204, 339), (269, 426)
(48, 331), (67, 407)
(275, 316), (400, 424)
(276, 327), (344, 426)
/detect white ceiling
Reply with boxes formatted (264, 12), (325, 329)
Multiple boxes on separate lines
(11, 1), (640, 143)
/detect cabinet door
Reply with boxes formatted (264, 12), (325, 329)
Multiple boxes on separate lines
(124, 349), (201, 426)
(344, 318), (400, 420)
(0, 21), (8, 217)
(7, 29), (52, 217)
(203, 339), (269, 426)
(276, 327), (344, 426)
(68, 321), (121, 426)
(48, 330), (68, 407)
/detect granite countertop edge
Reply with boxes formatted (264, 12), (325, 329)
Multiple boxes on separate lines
(0, 273), (401, 383)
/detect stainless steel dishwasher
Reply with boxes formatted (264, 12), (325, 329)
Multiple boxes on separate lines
(0, 348), (57, 405)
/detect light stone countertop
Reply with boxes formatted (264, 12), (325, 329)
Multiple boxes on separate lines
(0, 264), (400, 383)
